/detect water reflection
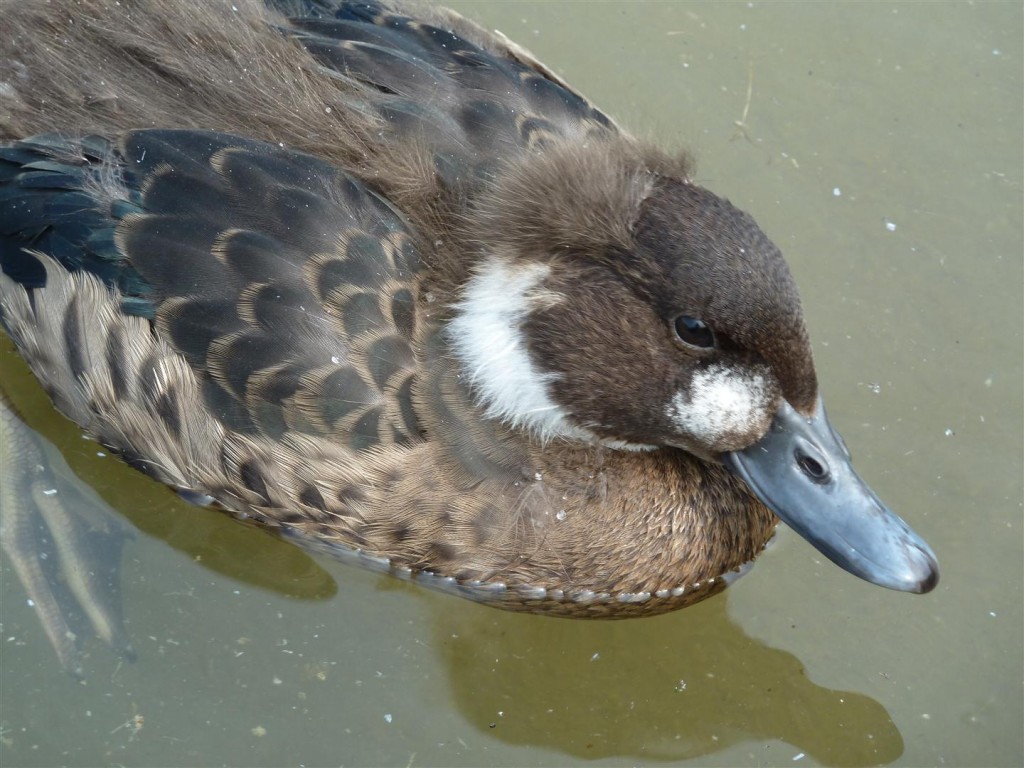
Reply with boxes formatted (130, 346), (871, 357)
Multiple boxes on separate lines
(439, 596), (903, 765)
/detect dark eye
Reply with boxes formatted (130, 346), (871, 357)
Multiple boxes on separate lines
(673, 315), (715, 349)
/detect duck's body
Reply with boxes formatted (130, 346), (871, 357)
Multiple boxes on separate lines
(0, 0), (936, 619)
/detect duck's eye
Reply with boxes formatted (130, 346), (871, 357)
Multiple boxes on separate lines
(673, 315), (716, 349)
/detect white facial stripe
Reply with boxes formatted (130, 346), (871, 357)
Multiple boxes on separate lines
(448, 257), (659, 450)
(601, 438), (658, 452)
(447, 258), (577, 442)
(668, 363), (772, 444)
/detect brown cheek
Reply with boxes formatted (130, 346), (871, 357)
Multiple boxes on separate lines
(523, 283), (679, 442)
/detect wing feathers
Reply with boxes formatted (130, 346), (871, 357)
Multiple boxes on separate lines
(2, 130), (425, 451)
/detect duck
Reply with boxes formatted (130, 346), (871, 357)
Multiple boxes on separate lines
(0, 0), (938, 618)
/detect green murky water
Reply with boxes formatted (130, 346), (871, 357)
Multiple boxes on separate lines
(2, 2), (1021, 766)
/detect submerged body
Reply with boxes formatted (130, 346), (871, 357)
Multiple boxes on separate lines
(0, 389), (135, 676)
(0, 0), (936, 620)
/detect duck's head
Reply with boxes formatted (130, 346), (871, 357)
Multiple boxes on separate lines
(449, 141), (938, 594)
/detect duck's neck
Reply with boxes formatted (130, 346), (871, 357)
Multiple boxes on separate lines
(445, 255), (658, 450)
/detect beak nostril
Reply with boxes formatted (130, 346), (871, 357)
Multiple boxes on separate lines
(796, 451), (829, 482)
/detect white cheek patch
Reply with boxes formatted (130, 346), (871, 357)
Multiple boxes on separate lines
(447, 258), (578, 442)
(447, 256), (659, 450)
(668, 363), (774, 447)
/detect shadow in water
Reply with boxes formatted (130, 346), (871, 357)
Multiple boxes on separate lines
(435, 597), (904, 765)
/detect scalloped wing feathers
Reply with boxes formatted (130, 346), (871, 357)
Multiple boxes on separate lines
(2, 130), (422, 448)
